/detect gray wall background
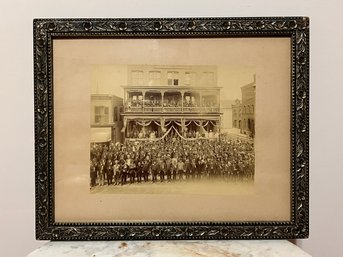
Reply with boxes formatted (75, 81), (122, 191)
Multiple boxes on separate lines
(0, 0), (342, 256)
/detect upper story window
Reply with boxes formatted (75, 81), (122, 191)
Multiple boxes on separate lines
(167, 71), (179, 86)
(94, 106), (109, 124)
(131, 71), (144, 85)
(203, 72), (214, 85)
(185, 72), (196, 85)
(149, 71), (161, 85)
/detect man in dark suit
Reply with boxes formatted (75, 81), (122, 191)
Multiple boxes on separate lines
(121, 163), (128, 185)
(151, 161), (158, 183)
(90, 162), (97, 187)
(136, 161), (142, 183)
(129, 160), (136, 184)
(184, 158), (191, 180)
(165, 157), (172, 181)
(143, 160), (150, 182)
(106, 160), (113, 185)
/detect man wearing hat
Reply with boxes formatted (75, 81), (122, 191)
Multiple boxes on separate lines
(136, 161), (143, 183)
(177, 159), (184, 181)
(143, 159), (150, 182)
(106, 159), (113, 185)
(112, 160), (120, 185)
(165, 156), (172, 181)
(159, 159), (165, 182)
(90, 161), (97, 187)
(151, 161), (158, 183)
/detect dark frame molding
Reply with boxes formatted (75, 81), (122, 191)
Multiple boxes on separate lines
(34, 17), (309, 240)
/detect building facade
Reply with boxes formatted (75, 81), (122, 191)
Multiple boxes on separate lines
(121, 65), (222, 141)
(232, 99), (242, 130)
(231, 75), (256, 137)
(241, 76), (256, 137)
(90, 94), (123, 143)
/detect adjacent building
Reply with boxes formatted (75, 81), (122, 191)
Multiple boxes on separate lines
(232, 75), (256, 137)
(90, 94), (123, 143)
(232, 99), (242, 130)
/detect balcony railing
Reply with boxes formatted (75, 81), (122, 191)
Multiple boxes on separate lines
(163, 107), (182, 112)
(124, 106), (220, 113)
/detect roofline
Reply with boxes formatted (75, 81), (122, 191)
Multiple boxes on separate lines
(241, 81), (256, 89)
(121, 85), (222, 90)
(91, 94), (123, 100)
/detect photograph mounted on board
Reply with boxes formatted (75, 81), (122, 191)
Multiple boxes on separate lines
(53, 37), (290, 224)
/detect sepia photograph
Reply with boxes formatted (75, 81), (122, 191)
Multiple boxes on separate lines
(90, 64), (256, 194)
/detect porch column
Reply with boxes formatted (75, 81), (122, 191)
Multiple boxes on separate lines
(181, 91), (184, 112)
(161, 90), (165, 110)
(124, 89), (127, 102)
(121, 117), (128, 134)
(142, 91), (146, 112)
(160, 117), (166, 132)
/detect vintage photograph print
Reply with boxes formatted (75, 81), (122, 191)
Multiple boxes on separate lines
(34, 17), (309, 240)
(90, 64), (256, 194)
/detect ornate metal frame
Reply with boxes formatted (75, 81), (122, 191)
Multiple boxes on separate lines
(34, 17), (309, 240)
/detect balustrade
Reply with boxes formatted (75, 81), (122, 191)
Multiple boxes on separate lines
(124, 105), (219, 113)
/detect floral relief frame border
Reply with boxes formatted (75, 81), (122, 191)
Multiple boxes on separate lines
(34, 17), (309, 240)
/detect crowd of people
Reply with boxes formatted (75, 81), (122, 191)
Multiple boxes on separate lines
(90, 136), (255, 188)
(163, 95), (182, 107)
(125, 96), (218, 110)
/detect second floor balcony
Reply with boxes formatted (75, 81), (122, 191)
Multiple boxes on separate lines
(124, 87), (220, 114)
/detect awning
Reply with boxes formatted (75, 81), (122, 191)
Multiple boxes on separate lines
(91, 128), (111, 143)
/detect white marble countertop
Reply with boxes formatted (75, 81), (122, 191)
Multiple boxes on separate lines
(26, 240), (312, 257)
